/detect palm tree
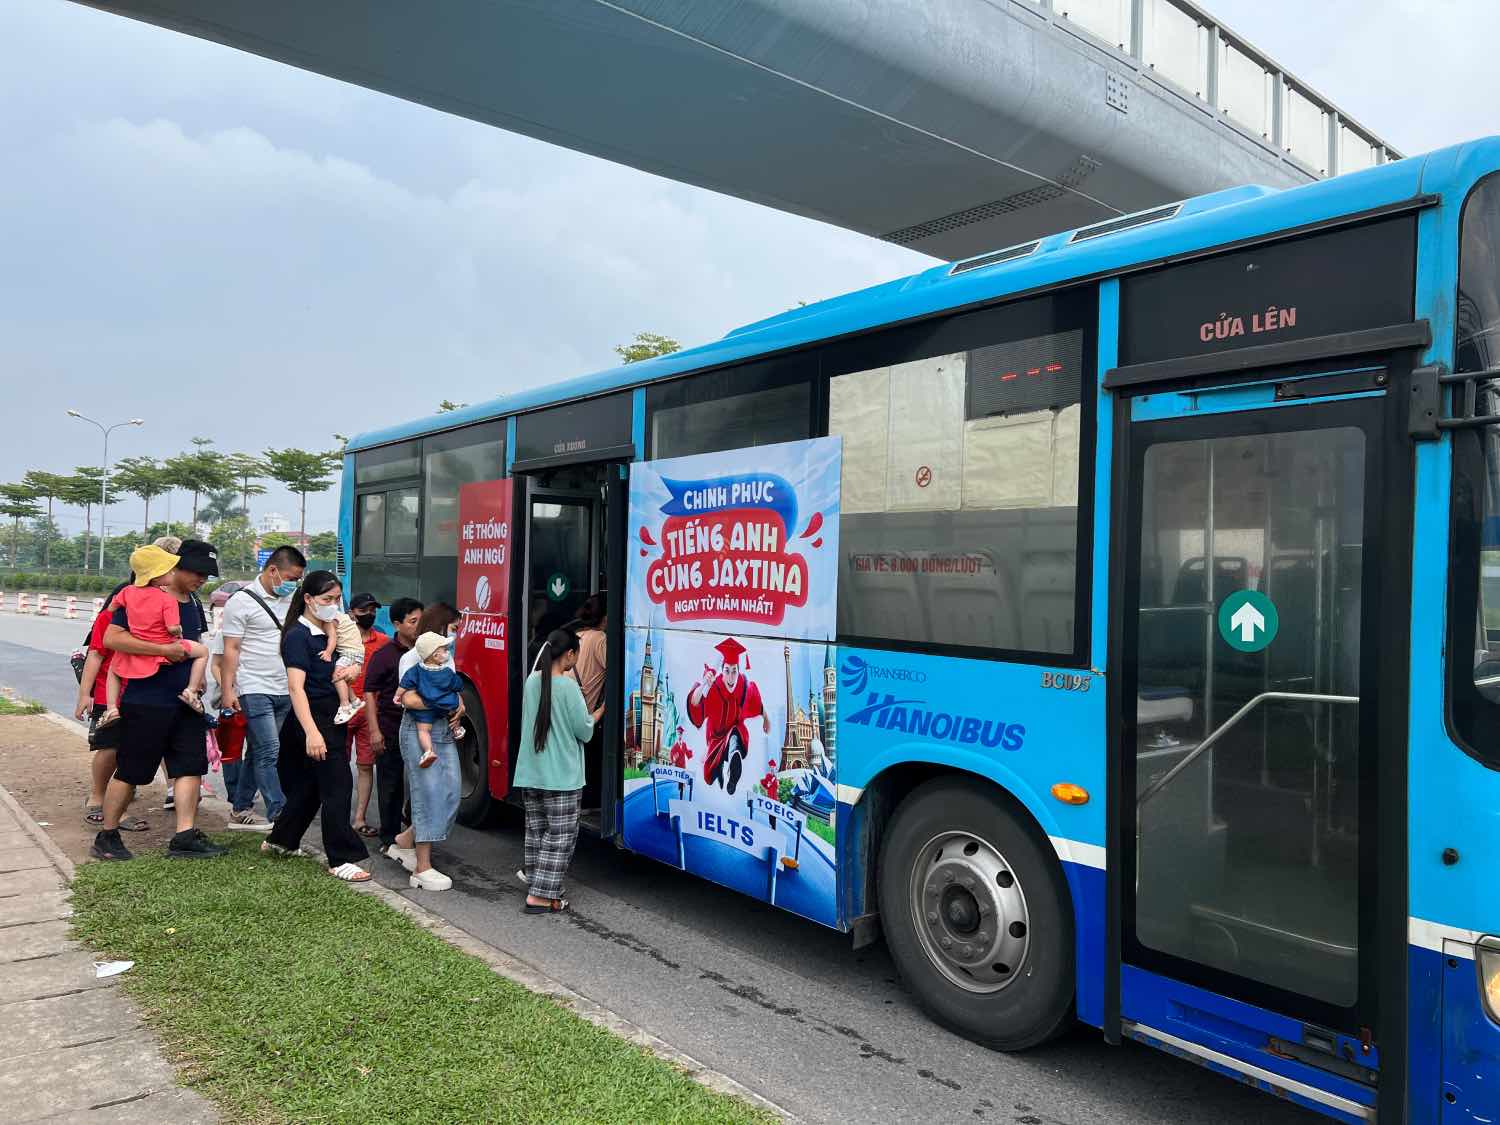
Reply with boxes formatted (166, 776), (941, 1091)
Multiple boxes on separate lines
(112, 456), (170, 534)
(199, 488), (245, 525)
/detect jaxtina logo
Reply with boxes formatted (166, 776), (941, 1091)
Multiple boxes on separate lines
(840, 655), (869, 694)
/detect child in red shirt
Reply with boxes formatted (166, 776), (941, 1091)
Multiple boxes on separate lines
(98, 545), (208, 726)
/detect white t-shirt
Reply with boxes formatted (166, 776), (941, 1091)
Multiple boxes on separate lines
(203, 630), (225, 710)
(220, 578), (294, 697)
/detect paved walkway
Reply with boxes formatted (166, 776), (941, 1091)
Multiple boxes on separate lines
(0, 783), (217, 1123)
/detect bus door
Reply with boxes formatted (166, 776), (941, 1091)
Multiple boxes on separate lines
(1112, 362), (1411, 1116)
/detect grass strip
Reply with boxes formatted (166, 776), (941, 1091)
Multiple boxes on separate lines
(0, 695), (46, 715)
(71, 836), (775, 1125)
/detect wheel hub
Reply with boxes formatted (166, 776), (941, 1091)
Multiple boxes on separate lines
(909, 830), (1030, 993)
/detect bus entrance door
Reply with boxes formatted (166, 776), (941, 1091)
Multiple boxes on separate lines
(1114, 366), (1408, 1117)
(518, 462), (624, 837)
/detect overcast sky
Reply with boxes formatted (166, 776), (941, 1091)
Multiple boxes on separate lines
(2, 0), (1494, 536)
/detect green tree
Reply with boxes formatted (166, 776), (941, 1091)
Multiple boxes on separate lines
(305, 530), (337, 559)
(62, 468), (105, 571)
(614, 332), (681, 364)
(209, 516), (256, 575)
(0, 484), (41, 569)
(257, 531), (299, 551)
(223, 454), (270, 570)
(145, 520), (196, 545)
(112, 456), (171, 534)
(165, 438), (233, 531)
(263, 448), (340, 541)
(21, 471), (70, 570)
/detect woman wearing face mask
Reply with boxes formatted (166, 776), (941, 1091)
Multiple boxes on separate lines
(385, 602), (466, 889)
(261, 570), (370, 880)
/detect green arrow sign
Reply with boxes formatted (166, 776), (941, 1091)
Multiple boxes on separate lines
(1217, 589), (1278, 653)
(545, 572), (571, 602)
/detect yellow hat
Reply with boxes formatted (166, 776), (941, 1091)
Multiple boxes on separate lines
(130, 544), (180, 587)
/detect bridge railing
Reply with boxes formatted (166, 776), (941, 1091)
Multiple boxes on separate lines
(1027, 0), (1396, 177)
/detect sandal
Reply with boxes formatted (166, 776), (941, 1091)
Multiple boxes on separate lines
(329, 862), (372, 882)
(524, 897), (569, 914)
(85, 806), (149, 831)
(353, 824), (379, 837)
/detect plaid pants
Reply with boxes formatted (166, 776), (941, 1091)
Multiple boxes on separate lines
(522, 787), (583, 901)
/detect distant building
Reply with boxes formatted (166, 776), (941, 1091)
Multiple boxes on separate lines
(258, 512), (291, 534)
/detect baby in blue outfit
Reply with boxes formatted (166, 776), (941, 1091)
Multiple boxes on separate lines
(399, 632), (465, 768)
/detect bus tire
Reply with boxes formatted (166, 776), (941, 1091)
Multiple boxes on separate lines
(877, 778), (1073, 1050)
(454, 683), (494, 828)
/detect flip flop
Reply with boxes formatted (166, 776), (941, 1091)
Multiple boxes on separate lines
(86, 807), (148, 831)
(329, 862), (372, 882)
(523, 897), (569, 914)
(353, 824), (379, 837)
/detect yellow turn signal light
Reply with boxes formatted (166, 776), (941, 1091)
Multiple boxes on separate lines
(1051, 782), (1090, 806)
(1479, 937), (1500, 1024)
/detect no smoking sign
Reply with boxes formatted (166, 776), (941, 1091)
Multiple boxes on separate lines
(915, 465), (932, 488)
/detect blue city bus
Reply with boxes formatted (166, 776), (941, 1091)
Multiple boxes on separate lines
(342, 136), (1500, 1122)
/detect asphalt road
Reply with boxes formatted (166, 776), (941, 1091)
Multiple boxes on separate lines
(0, 610), (1318, 1124)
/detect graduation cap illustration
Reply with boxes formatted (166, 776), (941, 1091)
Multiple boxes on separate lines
(714, 636), (749, 669)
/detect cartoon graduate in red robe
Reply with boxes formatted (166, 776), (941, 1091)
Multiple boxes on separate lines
(686, 637), (770, 795)
(667, 726), (693, 770)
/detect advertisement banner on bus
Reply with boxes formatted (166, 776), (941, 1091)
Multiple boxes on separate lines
(454, 479), (513, 798)
(626, 437), (842, 642)
(619, 627), (838, 928)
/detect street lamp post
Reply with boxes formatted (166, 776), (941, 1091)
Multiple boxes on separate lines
(66, 411), (144, 571)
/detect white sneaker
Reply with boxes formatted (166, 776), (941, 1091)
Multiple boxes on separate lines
(410, 867), (452, 891)
(348, 697), (366, 716)
(226, 810), (273, 833)
(333, 704), (353, 725)
(383, 844), (417, 872)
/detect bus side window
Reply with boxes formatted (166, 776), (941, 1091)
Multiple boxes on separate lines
(826, 289), (1094, 660)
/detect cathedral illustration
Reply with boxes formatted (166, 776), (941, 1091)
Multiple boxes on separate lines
(779, 644), (838, 772)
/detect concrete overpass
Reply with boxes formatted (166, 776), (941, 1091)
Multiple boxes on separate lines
(74, 0), (1397, 261)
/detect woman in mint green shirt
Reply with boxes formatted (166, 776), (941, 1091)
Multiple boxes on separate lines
(515, 629), (604, 913)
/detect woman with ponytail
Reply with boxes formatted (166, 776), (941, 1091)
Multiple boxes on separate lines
(513, 628), (604, 913)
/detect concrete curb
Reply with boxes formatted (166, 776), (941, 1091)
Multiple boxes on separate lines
(348, 874), (800, 1122)
(0, 777), (75, 882)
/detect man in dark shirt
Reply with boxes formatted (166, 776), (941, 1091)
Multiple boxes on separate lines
(362, 596), (423, 851)
(93, 540), (227, 861)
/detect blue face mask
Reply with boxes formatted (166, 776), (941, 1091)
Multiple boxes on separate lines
(273, 579), (298, 598)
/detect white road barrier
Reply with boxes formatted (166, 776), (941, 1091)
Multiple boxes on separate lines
(17, 593), (30, 615)
(36, 594), (49, 617)
(65, 595), (77, 620)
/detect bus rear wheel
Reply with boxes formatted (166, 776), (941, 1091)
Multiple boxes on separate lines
(877, 779), (1073, 1050)
(454, 683), (493, 827)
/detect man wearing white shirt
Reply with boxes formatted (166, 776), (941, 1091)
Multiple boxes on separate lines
(219, 546), (305, 830)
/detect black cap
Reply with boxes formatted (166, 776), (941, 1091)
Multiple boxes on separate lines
(349, 592), (380, 611)
(176, 539), (220, 577)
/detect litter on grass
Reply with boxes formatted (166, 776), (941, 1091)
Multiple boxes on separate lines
(94, 960), (134, 978)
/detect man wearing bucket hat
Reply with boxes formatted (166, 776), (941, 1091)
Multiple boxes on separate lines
(93, 539), (227, 861)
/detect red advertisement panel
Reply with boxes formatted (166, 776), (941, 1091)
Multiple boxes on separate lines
(453, 479), (513, 800)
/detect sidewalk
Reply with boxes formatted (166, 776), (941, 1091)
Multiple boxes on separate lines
(0, 782), (217, 1124)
